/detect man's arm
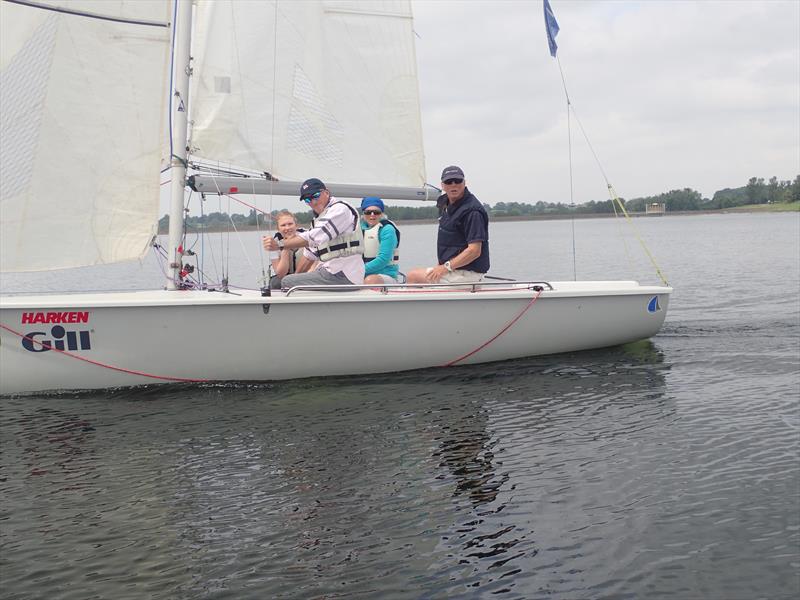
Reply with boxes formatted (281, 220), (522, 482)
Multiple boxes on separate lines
(425, 242), (482, 283)
(295, 255), (316, 273)
(299, 203), (355, 248)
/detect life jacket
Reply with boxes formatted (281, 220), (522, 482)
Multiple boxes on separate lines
(362, 220), (400, 265)
(310, 199), (363, 262)
(273, 228), (306, 273)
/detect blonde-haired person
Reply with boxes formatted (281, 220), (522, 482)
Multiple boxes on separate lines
(268, 210), (315, 289)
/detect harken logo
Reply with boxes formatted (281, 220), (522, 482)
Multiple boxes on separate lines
(22, 311), (89, 324)
(20, 312), (92, 353)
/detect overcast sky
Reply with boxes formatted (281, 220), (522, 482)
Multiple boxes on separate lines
(412, 0), (799, 206)
(174, 0), (799, 215)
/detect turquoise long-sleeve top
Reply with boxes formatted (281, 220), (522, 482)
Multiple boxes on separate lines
(361, 220), (399, 278)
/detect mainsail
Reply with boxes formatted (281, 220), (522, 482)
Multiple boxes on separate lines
(0, 0), (171, 272)
(0, 0), (425, 273)
(190, 0), (426, 187)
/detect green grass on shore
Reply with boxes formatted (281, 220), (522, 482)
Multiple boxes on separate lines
(724, 202), (800, 212)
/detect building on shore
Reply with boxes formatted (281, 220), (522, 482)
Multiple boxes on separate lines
(646, 202), (666, 216)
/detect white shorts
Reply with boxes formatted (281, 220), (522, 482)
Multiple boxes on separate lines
(425, 268), (484, 284)
(368, 274), (400, 284)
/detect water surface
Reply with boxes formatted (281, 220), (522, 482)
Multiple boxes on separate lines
(1, 212), (798, 599)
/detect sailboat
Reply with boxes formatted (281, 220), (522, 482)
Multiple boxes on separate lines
(0, 0), (671, 395)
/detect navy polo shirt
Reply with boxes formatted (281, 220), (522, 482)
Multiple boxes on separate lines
(436, 188), (490, 273)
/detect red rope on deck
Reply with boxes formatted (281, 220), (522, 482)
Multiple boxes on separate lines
(442, 289), (543, 367)
(0, 323), (209, 383)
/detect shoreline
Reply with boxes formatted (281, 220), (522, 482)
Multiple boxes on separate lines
(169, 204), (798, 234)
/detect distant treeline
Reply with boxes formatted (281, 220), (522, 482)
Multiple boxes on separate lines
(159, 174), (799, 232)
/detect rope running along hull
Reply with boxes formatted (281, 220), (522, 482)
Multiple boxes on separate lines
(0, 281), (670, 395)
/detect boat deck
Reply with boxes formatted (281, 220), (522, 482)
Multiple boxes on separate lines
(0, 280), (672, 309)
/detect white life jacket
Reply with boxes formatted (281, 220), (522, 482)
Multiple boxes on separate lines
(311, 200), (363, 262)
(363, 220), (400, 265)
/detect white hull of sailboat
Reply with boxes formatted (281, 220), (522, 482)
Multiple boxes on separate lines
(0, 281), (670, 395)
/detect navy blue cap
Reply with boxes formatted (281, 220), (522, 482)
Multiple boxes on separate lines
(360, 197), (385, 212)
(441, 165), (465, 181)
(299, 178), (326, 200)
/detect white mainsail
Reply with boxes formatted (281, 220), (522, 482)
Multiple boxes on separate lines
(0, 0), (171, 272)
(190, 0), (425, 187)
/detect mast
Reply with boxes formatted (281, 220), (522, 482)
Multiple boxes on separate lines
(167, 0), (193, 290)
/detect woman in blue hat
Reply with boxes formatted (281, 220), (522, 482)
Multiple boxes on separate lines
(360, 197), (401, 284)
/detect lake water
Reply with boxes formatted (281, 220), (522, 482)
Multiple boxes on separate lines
(1, 212), (798, 599)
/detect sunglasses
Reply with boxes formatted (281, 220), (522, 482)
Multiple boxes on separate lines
(443, 178), (463, 185)
(363, 209), (382, 216)
(301, 191), (322, 203)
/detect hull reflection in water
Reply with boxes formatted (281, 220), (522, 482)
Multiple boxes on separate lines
(1, 342), (675, 598)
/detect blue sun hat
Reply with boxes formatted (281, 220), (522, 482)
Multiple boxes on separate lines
(360, 197), (385, 212)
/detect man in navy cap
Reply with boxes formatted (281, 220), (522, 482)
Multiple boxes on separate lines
(406, 165), (489, 284)
(262, 178), (364, 288)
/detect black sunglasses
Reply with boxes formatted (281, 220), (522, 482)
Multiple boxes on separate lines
(363, 209), (383, 216)
(443, 178), (463, 185)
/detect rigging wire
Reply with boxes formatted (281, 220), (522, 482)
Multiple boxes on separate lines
(227, 1), (271, 290)
(198, 192), (206, 288)
(269, 1), (279, 222)
(609, 188), (635, 271)
(552, 51), (669, 286)
(252, 1), (278, 295)
(556, 55), (578, 281)
(226, 212), (256, 269)
(167, 0), (178, 161)
(224, 193), (231, 288)
(568, 102), (668, 286)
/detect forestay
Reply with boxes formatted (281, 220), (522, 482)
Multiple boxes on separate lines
(190, 0), (425, 187)
(0, 0), (172, 272)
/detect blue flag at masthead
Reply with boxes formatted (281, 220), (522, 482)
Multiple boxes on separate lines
(544, 0), (560, 57)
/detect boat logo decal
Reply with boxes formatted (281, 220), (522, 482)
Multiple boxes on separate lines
(647, 296), (661, 313)
(22, 311), (89, 324)
(20, 312), (92, 353)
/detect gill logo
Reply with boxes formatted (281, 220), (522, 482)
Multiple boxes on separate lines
(19, 312), (92, 353)
(22, 325), (92, 353)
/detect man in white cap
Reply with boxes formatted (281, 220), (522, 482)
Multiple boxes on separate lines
(407, 165), (490, 284)
(262, 178), (364, 288)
